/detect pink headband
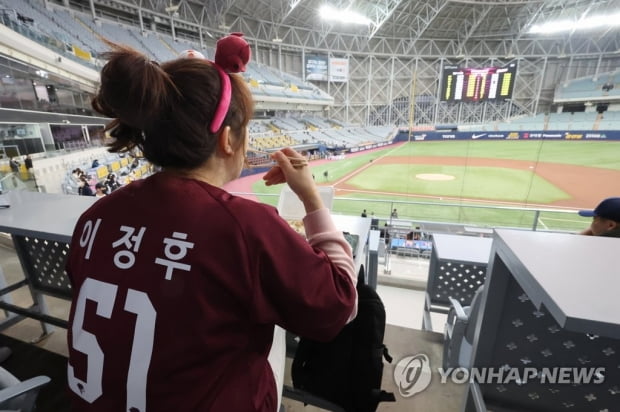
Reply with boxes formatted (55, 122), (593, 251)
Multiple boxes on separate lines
(179, 33), (251, 134)
(210, 65), (232, 134)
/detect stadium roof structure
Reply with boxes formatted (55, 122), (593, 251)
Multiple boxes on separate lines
(96, 0), (620, 57)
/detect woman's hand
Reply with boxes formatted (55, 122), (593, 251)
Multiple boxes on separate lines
(263, 148), (323, 213)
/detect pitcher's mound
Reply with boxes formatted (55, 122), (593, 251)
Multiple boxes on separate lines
(416, 173), (455, 181)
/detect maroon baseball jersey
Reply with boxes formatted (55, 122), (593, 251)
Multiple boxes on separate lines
(66, 172), (356, 411)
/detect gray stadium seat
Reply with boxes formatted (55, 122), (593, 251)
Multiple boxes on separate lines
(442, 285), (484, 369)
(0, 368), (50, 412)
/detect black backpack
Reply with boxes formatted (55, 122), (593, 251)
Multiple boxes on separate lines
(291, 274), (396, 411)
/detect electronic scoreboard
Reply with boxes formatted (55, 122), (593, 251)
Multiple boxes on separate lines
(441, 62), (517, 102)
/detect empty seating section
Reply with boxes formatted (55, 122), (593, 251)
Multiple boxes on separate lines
(96, 21), (143, 52)
(271, 118), (307, 131)
(169, 37), (209, 57)
(1, 0), (72, 46)
(1, 1), (331, 104)
(458, 110), (620, 131)
(249, 63), (284, 86)
(136, 32), (180, 61)
(545, 112), (572, 130)
(46, 9), (101, 54)
(330, 119), (357, 128)
(598, 110), (620, 130)
(245, 117), (394, 150)
(555, 71), (620, 102)
(251, 135), (298, 150)
(493, 113), (546, 131)
(249, 121), (273, 134)
(243, 64), (332, 102)
(0, 0), (101, 64)
(3, 1), (392, 154)
(316, 129), (358, 147)
(238, 116), (394, 158)
(96, 21), (187, 62)
(458, 70), (620, 132)
(303, 116), (332, 129)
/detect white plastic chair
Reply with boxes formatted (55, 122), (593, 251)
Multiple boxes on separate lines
(0, 367), (50, 412)
(443, 285), (485, 369)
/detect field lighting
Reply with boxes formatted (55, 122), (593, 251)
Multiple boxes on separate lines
(319, 4), (372, 25)
(529, 11), (620, 34)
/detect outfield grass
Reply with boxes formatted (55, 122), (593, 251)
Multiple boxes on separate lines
(249, 140), (617, 232)
(391, 140), (620, 170)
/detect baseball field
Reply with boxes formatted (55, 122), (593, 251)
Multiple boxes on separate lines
(244, 140), (620, 232)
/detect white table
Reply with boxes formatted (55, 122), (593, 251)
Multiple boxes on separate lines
(432, 233), (494, 265)
(0, 190), (95, 242)
(0, 191), (96, 334)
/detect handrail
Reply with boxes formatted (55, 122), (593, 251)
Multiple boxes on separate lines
(231, 192), (585, 233)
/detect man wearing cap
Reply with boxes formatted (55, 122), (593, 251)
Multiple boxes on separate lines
(578, 197), (620, 237)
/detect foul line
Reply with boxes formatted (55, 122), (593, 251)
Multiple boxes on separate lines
(332, 143), (406, 187)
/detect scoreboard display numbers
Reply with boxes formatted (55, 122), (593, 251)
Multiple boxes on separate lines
(441, 62), (517, 102)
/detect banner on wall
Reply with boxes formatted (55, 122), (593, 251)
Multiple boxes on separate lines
(305, 54), (328, 81)
(329, 58), (349, 82)
(393, 130), (620, 141)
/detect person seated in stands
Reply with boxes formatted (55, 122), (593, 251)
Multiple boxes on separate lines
(380, 222), (391, 245)
(24, 154), (33, 178)
(104, 173), (120, 192)
(578, 197), (620, 237)
(370, 215), (379, 230)
(71, 168), (84, 182)
(9, 157), (19, 175)
(413, 226), (422, 240)
(406, 231), (414, 240)
(77, 175), (93, 196)
(94, 182), (107, 198)
(119, 170), (137, 185)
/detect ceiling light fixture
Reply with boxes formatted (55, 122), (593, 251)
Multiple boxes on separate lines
(529, 12), (620, 34)
(319, 4), (372, 25)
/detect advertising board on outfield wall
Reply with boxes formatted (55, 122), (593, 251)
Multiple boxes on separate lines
(394, 130), (620, 141)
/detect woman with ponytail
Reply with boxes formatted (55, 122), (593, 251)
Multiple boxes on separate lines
(65, 34), (357, 411)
